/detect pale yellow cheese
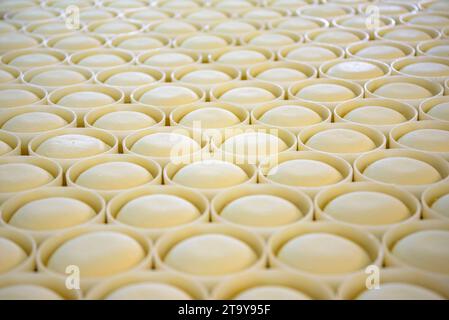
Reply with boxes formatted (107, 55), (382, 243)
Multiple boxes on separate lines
(131, 133), (200, 157)
(0, 163), (53, 193)
(0, 141), (13, 155)
(286, 46), (337, 62)
(106, 282), (192, 300)
(0, 285), (62, 300)
(180, 70), (231, 85)
(344, 107), (406, 125)
(373, 83), (432, 99)
(30, 70), (87, 87)
(397, 129), (449, 152)
(93, 111), (157, 131)
(179, 108), (240, 128)
(259, 106), (322, 127)
(139, 86), (198, 106)
(305, 129), (376, 153)
(58, 92), (115, 108)
(217, 50), (267, 65)
(219, 87), (276, 104)
(0, 237), (27, 273)
(221, 132), (288, 156)
(77, 54), (126, 68)
(295, 84), (356, 102)
(144, 53), (194, 68)
(357, 283), (444, 300)
(0, 89), (40, 108)
(36, 134), (110, 159)
(355, 45), (405, 60)
(104, 72), (156, 86)
(9, 54), (60, 69)
(431, 194), (449, 218)
(428, 102), (449, 121)
(327, 61), (385, 80)
(235, 286), (311, 300)
(256, 68), (307, 82)
(2, 112), (68, 133)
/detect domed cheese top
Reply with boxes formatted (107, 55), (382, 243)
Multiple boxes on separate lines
(30, 70), (87, 87)
(0, 69), (15, 83)
(77, 54), (126, 68)
(139, 86), (199, 106)
(277, 233), (371, 274)
(75, 162), (153, 190)
(58, 91), (116, 108)
(52, 35), (103, 51)
(172, 160), (249, 189)
(397, 129), (449, 152)
(301, 6), (347, 18)
(357, 283), (444, 300)
(0, 163), (53, 193)
(221, 132), (288, 156)
(117, 37), (164, 51)
(427, 102), (449, 121)
(117, 194), (200, 228)
(212, 21), (256, 34)
(217, 50), (267, 65)
(259, 105), (322, 127)
(324, 191), (411, 225)
(286, 46), (337, 62)
(186, 9), (227, 21)
(179, 107), (240, 128)
(180, 70), (232, 84)
(383, 29), (432, 42)
(256, 68), (307, 82)
(104, 72), (156, 86)
(47, 231), (145, 276)
(243, 9), (282, 20)
(373, 83), (433, 99)
(10, 53), (59, 69)
(295, 84), (356, 102)
(248, 34), (294, 47)
(305, 129), (376, 153)
(93, 21), (138, 34)
(219, 87), (276, 104)
(0, 89), (40, 108)
(340, 16), (386, 29)
(426, 45), (449, 58)
(343, 106), (407, 125)
(36, 134), (110, 159)
(326, 61), (385, 80)
(268, 159), (343, 187)
(0, 285), (63, 300)
(392, 230), (449, 274)
(180, 35), (228, 50)
(144, 53), (194, 68)
(220, 194), (302, 227)
(431, 194), (449, 218)
(164, 234), (257, 275)
(153, 21), (197, 35)
(93, 111), (157, 131)
(0, 237), (27, 273)
(131, 133), (200, 157)
(0, 33), (38, 51)
(277, 18), (320, 32)
(9, 197), (96, 230)
(313, 31), (361, 45)
(355, 45), (405, 60)
(3, 112), (68, 133)
(0, 141), (12, 155)
(234, 286), (311, 300)
(106, 282), (192, 300)
(399, 62), (449, 77)
(362, 157), (442, 185)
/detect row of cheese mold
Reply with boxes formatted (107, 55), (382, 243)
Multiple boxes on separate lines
(0, 186), (105, 244)
(0, 105), (76, 154)
(0, 48), (67, 72)
(65, 154), (162, 201)
(389, 120), (449, 160)
(258, 150), (352, 198)
(84, 104), (165, 145)
(22, 65), (94, 92)
(246, 61), (317, 90)
(68, 48), (135, 72)
(211, 184), (313, 239)
(399, 11), (449, 31)
(0, 84), (46, 108)
(345, 40), (415, 65)
(47, 83), (125, 126)
(288, 78), (363, 110)
(250, 100), (331, 134)
(0, 273), (82, 300)
(419, 95), (449, 122)
(422, 180), (449, 220)
(277, 42), (345, 67)
(153, 223), (265, 290)
(417, 39), (449, 58)
(0, 228), (35, 274)
(353, 148), (449, 197)
(84, 271), (208, 300)
(210, 269), (334, 300)
(391, 56), (449, 84)
(0, 130), (21, 156)
(334, 98), (418, 136)
(337, 268), (449, 300)
(0, 156), (63, 204)
(0, 64), (21, 84)
(331, 14), (396, 39)
(36, 224), (152, 291)
(364, 75), (444, 108)
(314, 182), (421, 238)
(268, 221), (382, 290)
(45, 33), (108, 53)
(106, 185), (209, 240)
(374, 25), (441, 48)
(27, 127), (118, 172)
(122, 126), (209, 166)
(383, 220), (449, 281)
(0, 33), (43, 55)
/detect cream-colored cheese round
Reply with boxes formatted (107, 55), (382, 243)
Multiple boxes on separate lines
(0, 163), (53, 193)
(426, 45), (449, 57)
(0, 34), (38, 51)
(9, 53), (60, 69)
(383, 29), (432, 42)
(296, 84), (355, 102)
(9, 197), (96, 230)
(392, 230), (449, 274)
(0, 141), (12, 155)
(305, 129), (376, 153)
(286, 46), (337, 62)
(47, 231), (145, 276)
(179, 108), (240, 128)
(243, 9), (282, 20)
(313, 31), (360, 45)
(278, 233), (370, 274)
(432, 194), (449, 218)
(36, 134), (109, 159)
(139, 86), (198, 106)
(344, 107), (407, 125)
(301, 5), (347, 18)
(30, 22), (72, 36)
(221, 132), (288, 156)
(234, 286), (311, 300)
(327, 61), (384, 80)
(161, 0), (199, 10)
(77, 54), (126, 68)
(116, 194), (200, 228)
(52, 35), (102, 51)
(153, 21), (197, 35)
(0, 69), (15, 83)
(0, 22), (17, 33)
(186, 9), (227, 21)
(219, 87), (275, 104)
(339, 16), (386, 29)
(144, 53), (194, 68)
(276, 18), (320, 32)
(58, 92), (115, 108)
(2, 112), (68, 133)
(30, 70), (87, 87)
(0, 89), (40, 108)
(324, 191), (410, 225)
(357, 283), (444, 300)
(131, 133), (200, 157)
(397, 129), (449, 152)
(217, 50), (267, 65)
(220, 195), (302, 227)
(180, 35), (228, 50)
(106, 282), (192, 300)
(212, 21), (256, 34)
(373, 83), (432, 99)
(363, 157), (442, 185)
(117, 37), (164, 51)
(249, 34), (294, 47)
(164, 234), (257, 275)
(428, 102), (449, 121)
(259, 106), (321, 127)
(93, 21), (139, 34)
(105, 72), (156, 86)
(0, 285), (62, 300)
(180, 70), (231, 84)
(256, 68), (307, 82)
(93, 111), (156, 131)
(214, 0), (252, 11)
(172, 160), (248, 189)
(268, 159), (343, 187)
(75, 162), (153, 190)
(0, 237), (27, 273)
(400, 62), (449, 77)
(8, 9), (55, 23)
(80, 9), (116, 22)
(355, 45), (405, 60)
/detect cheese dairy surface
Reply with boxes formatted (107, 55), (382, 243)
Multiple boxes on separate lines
(1, 0), (449, 301)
